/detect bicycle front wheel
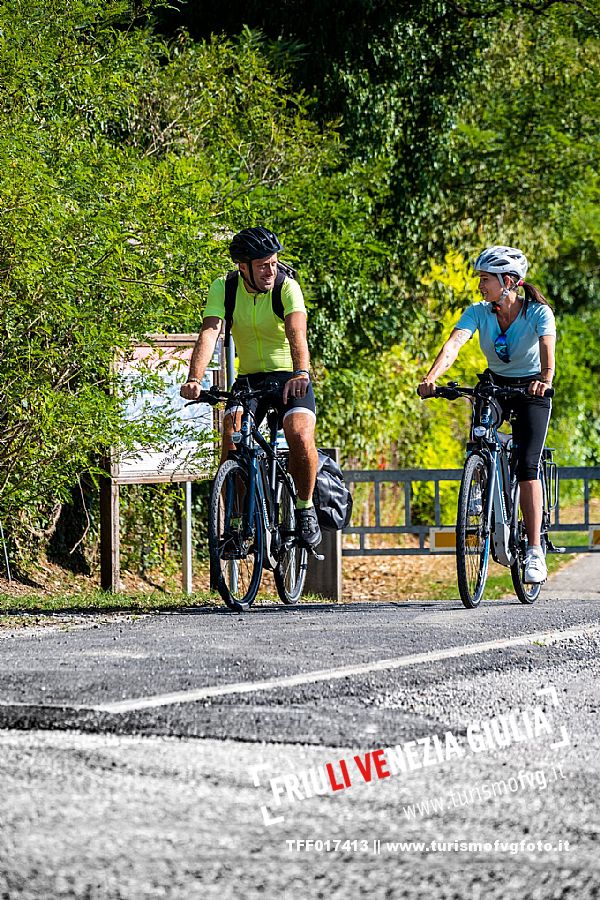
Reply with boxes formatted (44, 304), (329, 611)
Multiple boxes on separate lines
(209, 459), (264, 612)
(273, 471), (308, 605)
(510, 482), (544, 605)
(456, 453), (490, 609)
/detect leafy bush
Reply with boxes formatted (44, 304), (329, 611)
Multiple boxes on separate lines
(0, 1), (375, 568)
(1, 1), (598, 577)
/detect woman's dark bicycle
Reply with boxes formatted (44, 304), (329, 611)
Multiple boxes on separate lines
(190, 381), (320, 611)
(427, 380), (560, 608)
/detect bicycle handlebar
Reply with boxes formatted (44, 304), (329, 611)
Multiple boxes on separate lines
(185, 386), (228, 407)
(184, 381), (283, 408)
(420, 382), (554, 401)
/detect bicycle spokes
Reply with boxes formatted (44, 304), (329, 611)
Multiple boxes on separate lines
(209, 459), (263, 611)
(510, 484), (544, 605)
(457, 454), (490, 608)
(274, 474), (308, 605)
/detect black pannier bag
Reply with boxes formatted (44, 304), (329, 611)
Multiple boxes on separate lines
(313, 450), (353, 531)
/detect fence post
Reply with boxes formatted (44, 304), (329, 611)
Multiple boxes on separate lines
(100, 477), (121, 592)
(182, 481), (193, 595)
(304, 447), (342, 601)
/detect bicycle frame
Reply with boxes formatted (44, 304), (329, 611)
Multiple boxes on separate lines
(459, 382), (554, 570)
(429, 379), (557, 608)
(231, 405), (288, 569)
(195, 382), (311, 610)
(473, 439), (517, 568)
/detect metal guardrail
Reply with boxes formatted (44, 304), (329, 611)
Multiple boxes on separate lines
(343, 466), (600, 556)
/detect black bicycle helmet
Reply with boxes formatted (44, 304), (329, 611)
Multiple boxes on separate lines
(229, 227), (283, 263)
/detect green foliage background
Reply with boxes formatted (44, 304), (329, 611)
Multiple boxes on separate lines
(1, 0), (598, 574)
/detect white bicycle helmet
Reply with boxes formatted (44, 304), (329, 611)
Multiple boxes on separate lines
(474, 245), (529, 288)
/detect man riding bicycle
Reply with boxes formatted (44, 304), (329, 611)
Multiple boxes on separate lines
(418, 245), (556, 584)
(180, 226), (322, 549)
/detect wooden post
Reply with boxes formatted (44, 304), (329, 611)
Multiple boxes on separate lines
(304, 447), (343, 602)
(100, 477), (121, 592)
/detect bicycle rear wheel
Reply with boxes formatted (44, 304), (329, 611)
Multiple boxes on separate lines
(456, 453), (490, 609)
(510, 482), (544, 605)
(209, 459), (263, 612)
(273, 471), (308, 605)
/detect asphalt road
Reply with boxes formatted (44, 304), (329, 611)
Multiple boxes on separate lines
(1, 555), (599, 899)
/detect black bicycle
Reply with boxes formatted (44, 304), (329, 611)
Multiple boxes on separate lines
(427, 380), (560, 608)
(192, 381), (315, 611)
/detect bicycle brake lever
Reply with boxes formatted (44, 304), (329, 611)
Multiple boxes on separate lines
(308, 547), (325, 561)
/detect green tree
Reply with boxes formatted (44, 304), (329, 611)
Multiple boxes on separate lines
(0, 0), (373, 564)
(443, 3), (600, 307)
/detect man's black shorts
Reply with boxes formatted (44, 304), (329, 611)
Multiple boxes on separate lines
(224, 372), (317, 428)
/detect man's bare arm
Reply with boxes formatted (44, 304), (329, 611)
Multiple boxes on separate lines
(282, 311), (310, 402)
(180, 317), (222, 400)
(284, 312), (310, 372)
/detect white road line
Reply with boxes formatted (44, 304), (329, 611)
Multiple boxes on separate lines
(92, 623), (600, 714)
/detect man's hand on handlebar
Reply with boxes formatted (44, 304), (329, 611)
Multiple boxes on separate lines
(417, 379), (437, 399)
(180, 380), (203, 401)
(282, 374), (309, 403)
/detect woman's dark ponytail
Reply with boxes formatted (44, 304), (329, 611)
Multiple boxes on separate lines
(521, 281), (550, 316)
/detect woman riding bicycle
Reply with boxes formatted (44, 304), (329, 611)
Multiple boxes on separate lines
(418, 246), (556, 584)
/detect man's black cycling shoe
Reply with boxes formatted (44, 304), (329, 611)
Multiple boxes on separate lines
(296, 506), (322, 548)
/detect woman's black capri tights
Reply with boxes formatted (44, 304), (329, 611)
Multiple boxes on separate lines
(501, 394), (552, 482)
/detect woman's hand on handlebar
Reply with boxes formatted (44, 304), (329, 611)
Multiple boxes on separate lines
(528, 380), (553, 398)
(180, 380), (203, 401)
(418, 378), (437, 399)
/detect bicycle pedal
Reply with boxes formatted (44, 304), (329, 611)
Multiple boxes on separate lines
(547, 540), (566, 553)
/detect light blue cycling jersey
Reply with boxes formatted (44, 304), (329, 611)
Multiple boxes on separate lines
(455, 301), (556, 377)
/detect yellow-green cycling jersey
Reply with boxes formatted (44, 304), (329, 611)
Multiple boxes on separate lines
(203, 275), (307, 375)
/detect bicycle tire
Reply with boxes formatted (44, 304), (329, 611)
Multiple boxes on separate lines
(273, 470), (308, 605)
(509, 481), (544, 605)
(209, 458), (264, 612)
(456, 453), (490, 609)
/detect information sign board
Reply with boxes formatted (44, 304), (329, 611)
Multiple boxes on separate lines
(112, 334), (223, 483)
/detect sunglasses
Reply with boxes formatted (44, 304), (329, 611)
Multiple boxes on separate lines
(494, 333), (510, 363)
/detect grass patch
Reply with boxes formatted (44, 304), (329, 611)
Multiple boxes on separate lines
(0, 581), (293, 621)
(0, 587), (219, 618)
(429, 551), (576, 601)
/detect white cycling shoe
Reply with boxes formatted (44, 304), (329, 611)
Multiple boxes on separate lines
(524, 547), (547, 583)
